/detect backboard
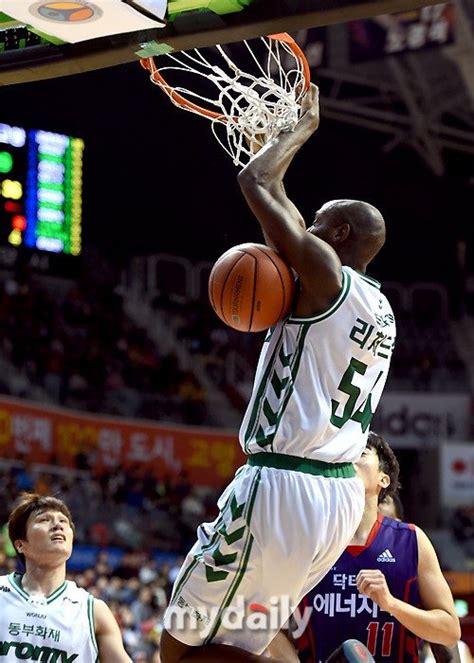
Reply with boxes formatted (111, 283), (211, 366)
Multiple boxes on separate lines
(0, 0), (446, 85)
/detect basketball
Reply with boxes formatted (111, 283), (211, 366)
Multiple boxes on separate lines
(208, 243), (295, 332)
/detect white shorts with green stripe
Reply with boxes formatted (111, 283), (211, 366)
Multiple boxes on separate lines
(163, 458), (364, 655)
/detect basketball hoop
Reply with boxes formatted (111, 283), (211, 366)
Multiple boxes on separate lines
(140, 33), (311, 167)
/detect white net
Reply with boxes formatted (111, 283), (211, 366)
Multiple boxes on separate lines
(143, 35), (308, 167)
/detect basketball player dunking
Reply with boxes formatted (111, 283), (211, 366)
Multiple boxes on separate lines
(161, 84), (396, 662)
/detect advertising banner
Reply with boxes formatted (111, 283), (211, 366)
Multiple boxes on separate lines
(440, 442), (474, 507)
(0, 396), (244, 486)
(372, 392), (470, 447)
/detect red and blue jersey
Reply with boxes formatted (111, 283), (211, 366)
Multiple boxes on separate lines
(295, 514), (420, 663)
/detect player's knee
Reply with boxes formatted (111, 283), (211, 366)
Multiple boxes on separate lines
(160, 629), (193, 663)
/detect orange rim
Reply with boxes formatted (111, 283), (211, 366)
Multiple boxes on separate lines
(140, 33), (311, 123)
(268, 33), (311, 93)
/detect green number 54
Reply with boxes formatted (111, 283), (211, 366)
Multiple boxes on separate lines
(330, 358), (382, 433)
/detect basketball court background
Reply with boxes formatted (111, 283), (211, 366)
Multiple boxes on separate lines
(0, 0), (474, 658)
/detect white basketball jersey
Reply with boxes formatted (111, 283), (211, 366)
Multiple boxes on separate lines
(0, 573), (98, 662)
(240, 266), (396, 462)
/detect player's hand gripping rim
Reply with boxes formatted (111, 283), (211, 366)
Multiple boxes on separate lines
(298, 82), (320, 134)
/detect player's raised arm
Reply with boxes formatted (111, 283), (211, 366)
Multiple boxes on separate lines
(94, 599), (132, 663)
(237, 84), (343, 315)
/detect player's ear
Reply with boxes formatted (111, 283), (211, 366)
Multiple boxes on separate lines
(14, 539), (25, 553)
(333, 223), (350, 243)
(380, 473), (390, 489)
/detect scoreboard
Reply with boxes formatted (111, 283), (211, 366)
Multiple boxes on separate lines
(0, 122), (83, 256)
(348, 2), (454, 62)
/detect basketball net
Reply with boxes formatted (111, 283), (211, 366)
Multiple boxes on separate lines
(141, 34), (310, 167)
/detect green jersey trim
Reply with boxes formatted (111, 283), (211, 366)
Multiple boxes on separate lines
(357, 272), (381, 289)
(243, 326), (285, 451)
(8, 573), (67, 604)
(204, 468), (262, 645)
(247, 452), (355, 478)
(288, 270), (351, 323)
(264, 323), (309, 449)
(170, 509), (229, 603)
(170, 557), (200, 604)
(88, 595), (99, 655)
(45, 581), (67, 604)
(8, 574), (28, 601)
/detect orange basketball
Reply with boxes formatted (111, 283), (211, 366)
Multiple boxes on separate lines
(208, 243), (295, 332)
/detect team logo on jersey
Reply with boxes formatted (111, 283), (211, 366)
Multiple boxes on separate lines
(175, 595), (211, 625)
(29, 2), (103, 24)
(0, 642), (78, 661)
(376, 548), (396, 562)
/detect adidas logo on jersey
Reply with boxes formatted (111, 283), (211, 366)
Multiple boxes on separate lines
(377, 549), (396, 562)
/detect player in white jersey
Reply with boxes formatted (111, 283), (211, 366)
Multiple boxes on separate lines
(1, 493), (131, 663)
(161, 84), (395, 662)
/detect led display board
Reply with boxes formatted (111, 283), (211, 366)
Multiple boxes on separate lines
(0, 122), (83, 255)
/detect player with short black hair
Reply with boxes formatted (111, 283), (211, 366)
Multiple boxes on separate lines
(365, 431), (400, 503)
(288, 434), (460, 662)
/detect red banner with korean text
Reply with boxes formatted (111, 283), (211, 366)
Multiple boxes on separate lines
(0, 396), (244, 486)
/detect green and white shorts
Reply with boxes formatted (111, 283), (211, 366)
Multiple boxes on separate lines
(163, 453), (364, 655)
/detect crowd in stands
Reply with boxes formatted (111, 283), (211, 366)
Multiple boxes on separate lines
(0, 256), (469, 434)
(0, 267), (209, 425)
(152, 293), (261, 409)
(453, 506), (474, 561)
(0, 462), (221, 554)
(383, 282), (468, 392)
(152, 280), (468, 409)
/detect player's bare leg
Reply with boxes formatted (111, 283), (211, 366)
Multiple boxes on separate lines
(265, 631), (299, 662)
(160, 630), (285, 662)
